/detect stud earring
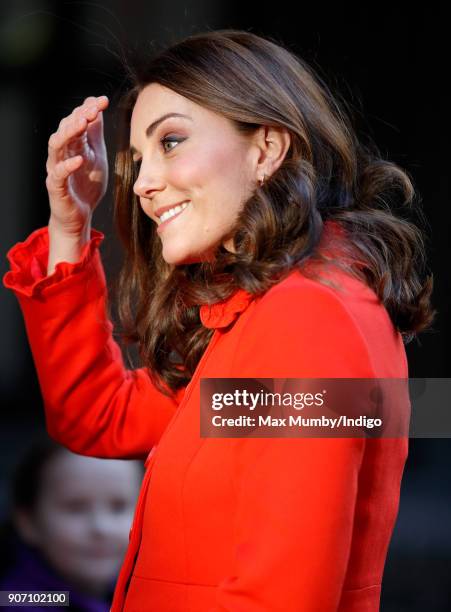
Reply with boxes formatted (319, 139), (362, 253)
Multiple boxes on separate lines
(259, 173), (267, 187)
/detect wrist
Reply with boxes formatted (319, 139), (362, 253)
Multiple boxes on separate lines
(47, 218), (93, 275)
(48, 216), (92, 243)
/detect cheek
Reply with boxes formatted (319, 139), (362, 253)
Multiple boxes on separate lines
(37, 510), (87, 551)
(171, 140), (243, 190)
(110, 512), (135, 544)
(167, 155), (205, 189)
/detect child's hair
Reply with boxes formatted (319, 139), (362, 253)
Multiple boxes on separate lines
(0, 436), (64, 577)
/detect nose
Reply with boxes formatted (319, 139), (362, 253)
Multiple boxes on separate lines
(132, 160), (166, 200)
(88, 508), (115, 537)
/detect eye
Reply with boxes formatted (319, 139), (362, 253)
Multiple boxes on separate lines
(161, 135), (184, 153)
(109, 498), (131, 513)
(59, 499), (90, 514)
(131, 135), (185, 169)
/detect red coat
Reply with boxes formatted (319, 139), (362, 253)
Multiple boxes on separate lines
(4, 220), (409, 611)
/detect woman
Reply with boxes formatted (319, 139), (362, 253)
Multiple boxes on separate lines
(4, 29), (434, 611)
(0, 437), (142, 611)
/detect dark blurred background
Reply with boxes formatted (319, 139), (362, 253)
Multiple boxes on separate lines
(0, 2), (450, 610)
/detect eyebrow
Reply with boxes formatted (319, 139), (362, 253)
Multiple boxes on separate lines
(129, 112), (192, 155)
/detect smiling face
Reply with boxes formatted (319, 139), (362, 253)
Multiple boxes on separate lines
(15, 451), (142, 597)
(130, 83), (260, 265)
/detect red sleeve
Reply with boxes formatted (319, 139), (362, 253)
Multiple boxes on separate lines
(3, 227), (186, 460)
(210, 283), (377, 611)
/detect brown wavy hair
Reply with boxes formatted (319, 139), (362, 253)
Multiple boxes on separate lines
(112, 29), (435, 397)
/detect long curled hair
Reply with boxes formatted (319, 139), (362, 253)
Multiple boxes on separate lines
(112, 29), (435, 397)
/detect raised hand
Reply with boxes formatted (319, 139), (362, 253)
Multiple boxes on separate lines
(46, 95), (109, 273)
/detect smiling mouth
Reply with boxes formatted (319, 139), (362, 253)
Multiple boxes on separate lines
(86, 550), (118, 558)
(157, 202), (190, 227)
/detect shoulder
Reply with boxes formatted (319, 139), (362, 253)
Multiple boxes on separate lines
(250, 266), (370, 340)
(235, 268), (377, 377)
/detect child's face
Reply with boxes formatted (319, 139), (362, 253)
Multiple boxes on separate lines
(16, 451), (142, 596)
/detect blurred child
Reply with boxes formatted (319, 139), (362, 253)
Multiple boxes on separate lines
(0, 437), (143, 611)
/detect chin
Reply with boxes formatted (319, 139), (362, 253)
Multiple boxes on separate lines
(161, 246), (216, 266)
(162, 252), (197, 266)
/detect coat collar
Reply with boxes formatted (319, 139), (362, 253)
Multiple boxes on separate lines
(198, 220), (345, 330)
(199, 287), (254, 329)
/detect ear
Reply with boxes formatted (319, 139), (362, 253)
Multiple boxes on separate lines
(252, 125), (291, 182)
(13, 508), (41, 547)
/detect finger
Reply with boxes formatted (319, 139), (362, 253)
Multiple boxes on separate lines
(46, 155), (83, 194)
(62, 96), (109, 144)
(63, 105), (100, 152)
(55, 100), (96, 151)
(69, 97), (97, 122)
(86, 109), (104, 148)
(82, 95), (98, 107)
(77, 95), (109, 120)
(47, 116), (87, 168)
(80, 96), (109, 125)
(95, 95), (109, 110)
(47, 96), (108, 167)
(66, 129), (89, 158)
(47, 132), (61, 168)
(62, 106), (95, 144)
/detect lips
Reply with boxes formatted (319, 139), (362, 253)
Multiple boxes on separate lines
(82, 546), (120, 557)
(156, 202), (189, 235)
(154, 201), (189, 218)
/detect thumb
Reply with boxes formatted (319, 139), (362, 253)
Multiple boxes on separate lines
(86, 110), (105, 150)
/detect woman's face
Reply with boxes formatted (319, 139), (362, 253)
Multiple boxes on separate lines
(130, 83), (259, 264)
(15, 451), (142, 596)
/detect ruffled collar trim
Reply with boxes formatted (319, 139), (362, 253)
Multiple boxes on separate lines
(199, 287), (254, 329)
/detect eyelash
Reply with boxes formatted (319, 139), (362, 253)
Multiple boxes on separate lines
(132, 136), (183, 167)
(161, 135), (182, 153)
